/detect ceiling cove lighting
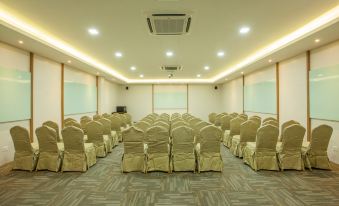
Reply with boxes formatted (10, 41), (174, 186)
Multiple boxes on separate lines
(204, 66), (210, 70)
(217, 51), (225, 57)
(166, 51), (174, 57)
(88, 28), (99, 36)
(239, 26), (250, 34)
(130, 66), (136, 71)
(212, 5), (339, 82)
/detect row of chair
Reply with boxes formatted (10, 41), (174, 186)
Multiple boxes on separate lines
(209, 112), (333, 171)
(121, 113), (223, 173)
(10, 113), (132, 172)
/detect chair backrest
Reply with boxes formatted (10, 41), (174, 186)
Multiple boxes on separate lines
(61, 126), (85, 152)
(10, 126), (33, 153)
(154, 121), (170, 130)
(189, 118), (201, 127)
(263, 117), (277, 123)
(80, 118), (92, 133)
(145, 126), (169, 153)
(35, 125), (58, 152)
(124, 113), (132, 124)
(239, 120), (260, 143)
(86, 121), (104, 144)
(142, 118), (153, 125)
(230, 117), (245, 136)
(134, 121), (151, 132)
(280, 120), (300, 141)
(309, 124), (333, 153)
(239, 114), (248, 121)
(64, 118), (77, 124)
(65, 121), (82, 129)
(122, 127), (145, 153)
(81, 116), (92, 121)
(108, 115), (122, 132)
(93, 114), (102, 121)
(249, 116), (261, 125)
(194, 121), (210, 136)
(256, 124), (279, 152)
(208, 113), (217, 123)
(97, 118), (112, 136)
(262, 120), (278, 127)
(172, 126), (194, 153)
(214, 114), (224, 126)
(43, 121), (61, 142)
(220, 115), (232, 131)
(281, 124), (306, 152)
(199, 125), (222, 153)
(102, 113), (110, 118)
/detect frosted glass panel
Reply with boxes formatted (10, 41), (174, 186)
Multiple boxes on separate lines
(64, 81), (97, 115)
(244, 81), (276, 114)
(153, 85), (187, 110)
(310, 65), (339, 121)
(0, 67), (31, 122)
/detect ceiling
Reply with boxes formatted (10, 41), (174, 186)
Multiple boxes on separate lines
(1, 0), (339, 83)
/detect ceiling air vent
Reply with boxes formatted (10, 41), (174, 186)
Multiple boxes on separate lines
(147, 13), (191, 35)
(161, 65), (183, 71)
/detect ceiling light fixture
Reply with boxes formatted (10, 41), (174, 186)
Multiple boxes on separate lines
(268, 59), (272, 63)
(96, 72), (100, 75)
(130, 66), (136, 71)
(239, 26), (250, 34)
(67, 60), (72, 63)
(315, 39), (320, 43)
(197, 74), (201, 78)
(18, 40), (23, 44)
(166, 51), (174, 57)
(88, 28), (99, 36)
(241, 72), (244, 75)
(115, 52), (123, 58)
(217, 51), (225, 57)
(204, 66), (210, 70)
(139, 74), (144, 78)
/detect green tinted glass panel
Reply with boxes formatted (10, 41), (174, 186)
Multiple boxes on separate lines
(0, 67), (31, 122)
(244, 81), (276, 114)
(310, 65), (339, 121)
(64, 82), (97, 115)
(154, 92), (187, 109)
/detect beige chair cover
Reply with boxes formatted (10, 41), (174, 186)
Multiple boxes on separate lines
(10, 126), (39, 171)
(81, 116), (92, 121)
(248, 117), (261, 126)
(43, 121), (62, 142)
(208, 113), (217, 124)
(61, 126), (96, 171)
(109, 115), (123, 142)
(65, 121), (82, 129)
(303, 124), (333, 170)
(224, 117), (245, 148)
(97, 118), (114, 151)
(145, 126), (171, 173)
(36, 126), (64, 172)
(64, 118), (77, 124)
(243, 124), (279, 171)
(196, 125), (222, 172)
(230, 120), (260, 157)
(276, 124), (306, 170)
(279, 120), (300, 142)
(121, 126), (146, 172)
(134, 121), (151, 132)
(93, 114), (102, 121)
(86, 121), (110, 157)
(102, 113), (111, 118)
(263, 117), (277, 123)
(194, 122), (210, 144)
(171, 126), (195, 172)
(80, 118), (91, 135)
(124, 113), (133, 125)
(262, 120), (278, 127)
(214, 114), (224, 126)
(154, 121), (170, 130)
(239, 114), (248, 121)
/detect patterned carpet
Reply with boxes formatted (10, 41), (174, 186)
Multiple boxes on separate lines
(1, 144), (339, 206)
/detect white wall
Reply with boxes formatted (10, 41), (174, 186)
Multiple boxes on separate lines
(0, 43), (30, 166)
(221, 77), (243, 113)
(33, 55), (61, 141)
(188, 84), (222, 121)
(98, 77), (120, 115)
(311, 41), (339, 163)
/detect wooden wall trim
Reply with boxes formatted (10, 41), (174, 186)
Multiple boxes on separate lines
(61, 63), (64, 128)
(29, 52), (34, 142)
(96, 76), (99, 115)
(306, 50), (311, 141)
(276, 62), (280, 124)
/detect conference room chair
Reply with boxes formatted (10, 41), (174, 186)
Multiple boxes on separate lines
(239, 114), (248, 121)
(193, 121), (210, 143)
(102, 113), (111, 118)
(108, 115), (123, 142)
(43, 121), (62, 142)
(65, 121), (82, 129)
(80, 118), (92, 135)
(35, 125), (64, 172)
(97, 118), (114, 151)
(196, 125), (223, 172)
(208, 113), (217, 124)
(123, 113), (133, 125)
(263, 117), (277, 123)
(189, 118), (201, 127)
(171, 126), (195, 172)
(171, 121), (190, 135)
(302, 124), (333, 170)
(243, 124), (280, 171)
(61, 126), (97, 172)
(141, 118), (153, 125)
(63, 117), (77, 126)
(224, 117), (245, 148)
(262, 120), (278, 127)
(214, 113), (225, 127)
(93, 114), (102, 121)
(276, 124), (306, 171)
(134, 121), (151, 133)
(230, 120), (260, 157)
(112, 113), (126, 129)
(145, 126), (171, 173)
(86, 121), (110, 157)
(249, 116), (261, 125)
(279, 120), (300, 142)
(154, 121), (170, 131)
(10, 126), (39, 171)
(230, 112), (238, 118)
(121, 126), (146, 173)
(220, 115), (232, 139)
(81, 116), (92, 121)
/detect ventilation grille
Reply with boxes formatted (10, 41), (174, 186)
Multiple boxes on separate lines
(147, 13), (191, 35)
(161, 65), (183, 71)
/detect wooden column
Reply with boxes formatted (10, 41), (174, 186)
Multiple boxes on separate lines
(61, 63), (64, 128)
(306, 50), (311, 141)
(29, 52), (34, 142)
(276, 62), (280, 124)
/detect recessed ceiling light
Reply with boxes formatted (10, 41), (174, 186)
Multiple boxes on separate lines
(67, 60), (72, 63)
(115, 52), (123, 58)
(241, 72), (244, 75)
(239, 26), (251, 34)
(204, 66), (210, 70)
(225, 78), (228, 81)
(18, 40), (23, 44)
(197, 74), (201, 78)
(217, 51), (225, 57)
(139, 74), (144, 78)
(96, 72), (100, 75)
(268, 59), (272, 63)
(88, 28), (99, 36)
(315, 39), (320, 43)
(130, 66), (136, 71)
(166, 51), (174, 57)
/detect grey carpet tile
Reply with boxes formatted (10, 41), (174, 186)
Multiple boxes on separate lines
(1, 144), (339, 206)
